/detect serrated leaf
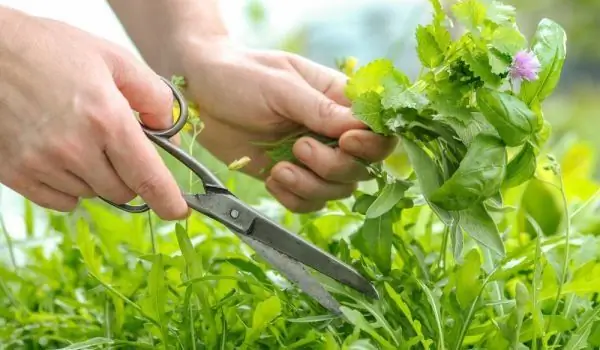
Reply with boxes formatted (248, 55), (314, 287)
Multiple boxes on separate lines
(416, 25), (444, 68)
(381, 78), (429, 111)
(452, 0), (486, 32)
(486, 1), (516, 25)
(351, 91), (386, 134)
(491, 26), (527, 55)
(488, 49), (512, 75)
(462, 49), (502, 86)
(345, 59), (394, 101)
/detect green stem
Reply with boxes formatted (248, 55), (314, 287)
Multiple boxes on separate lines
(148, 212), (156, 254)
(437, 225), (449, 272)
(547, 170), (571, 344)
(454, 264), (502, 350)
(0, 190), (17, 270)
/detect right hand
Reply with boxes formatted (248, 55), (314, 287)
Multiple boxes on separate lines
(0, 7), (188, 220)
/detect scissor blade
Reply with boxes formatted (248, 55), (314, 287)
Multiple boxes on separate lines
(248, 215), (379, 299)
(237, 234), (342, 314)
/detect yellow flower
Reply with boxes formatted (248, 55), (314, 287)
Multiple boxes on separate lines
(342, 56), (358, 77)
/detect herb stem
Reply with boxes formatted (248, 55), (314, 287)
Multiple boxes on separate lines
(0, 190), (17, 271)
(437, 225), (449, 272)
(547, 170), (571, 344)
(454, 264), (501, 350)
(148, 212), (156, 254)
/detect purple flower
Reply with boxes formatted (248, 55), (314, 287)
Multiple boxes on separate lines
(510, 50), (541, 81)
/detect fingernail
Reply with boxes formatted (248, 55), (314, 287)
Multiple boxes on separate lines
(296, 140), (312, 160)
(276, 168), (296, 185)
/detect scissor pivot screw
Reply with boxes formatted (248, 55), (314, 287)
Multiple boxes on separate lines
(230, 209), (240, 219)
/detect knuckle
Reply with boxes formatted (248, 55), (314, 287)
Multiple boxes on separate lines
(16, 149), (43, 173)
(132, 173), (162, 200)
(82, 91), (121, 137)
(317, 98), (339, 121)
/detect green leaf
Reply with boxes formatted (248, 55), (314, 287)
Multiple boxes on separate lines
(519, 18), (567, 105)
(384, 282), (433, 349)
(365, 179), (410, 218)
(462, 48), (503, 87)
(76, 219), (102, 278)
(244, 296), (281, 345)
(455, 249), (482, 308)
(352, 211), (394, 274)
(381, 78), (429, 112)
(416, 25), (444, 68)
(429, 134), (507, 211)
(458, 203), (505, 256)
(345, 59), (395, 101)
(352, 91), (386, 134)
(477, 88), (538, 146)
(452, 0), (486, 32)
(401, 139), (442, 197)
(340, 307), (397, 349)
(491, 26), (527, 55)
(486, 1), (516, 25)
(504, 142), (537, 188)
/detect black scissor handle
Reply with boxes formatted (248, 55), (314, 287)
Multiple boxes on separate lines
(100, 76), (229, 214)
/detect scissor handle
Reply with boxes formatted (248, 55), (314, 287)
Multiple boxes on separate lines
(100, 76), (229, 213)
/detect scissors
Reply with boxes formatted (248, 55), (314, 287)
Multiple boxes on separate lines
(101, 76), (378, 313)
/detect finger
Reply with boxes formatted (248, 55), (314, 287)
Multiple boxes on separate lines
(104, 92), (189, 221)
(292, 136), (372, 184)
(287, 53), (351, 106)
(265, 177), (325, 214)
(4, 175), (78, 212)
(270, 161), (356, 201)
(37, 169), (96, 199)
(339, 129), (398, 163)
(270, 78), (365, 139)
(67, 148), (137, 205)
(106, 49), (174, 130)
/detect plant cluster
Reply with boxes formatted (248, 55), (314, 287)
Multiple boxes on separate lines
(1, 0), (599, 349)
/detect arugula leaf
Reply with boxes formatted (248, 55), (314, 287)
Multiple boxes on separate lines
(351, 211), (395, 274)
(365, 179), (410, 219)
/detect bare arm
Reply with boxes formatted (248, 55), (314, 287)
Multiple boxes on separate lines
(107, 0), (229, 76)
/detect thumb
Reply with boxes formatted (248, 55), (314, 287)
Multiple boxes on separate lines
(106, 50), (174, 130)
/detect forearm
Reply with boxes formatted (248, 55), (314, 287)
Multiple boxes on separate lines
(107, 0), (229, 76)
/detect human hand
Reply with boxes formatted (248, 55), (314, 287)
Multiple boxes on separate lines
(168, 39), (397, 213)
(0, 7), (188, 220)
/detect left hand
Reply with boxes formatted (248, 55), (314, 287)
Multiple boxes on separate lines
(170, 39), (397, 213)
